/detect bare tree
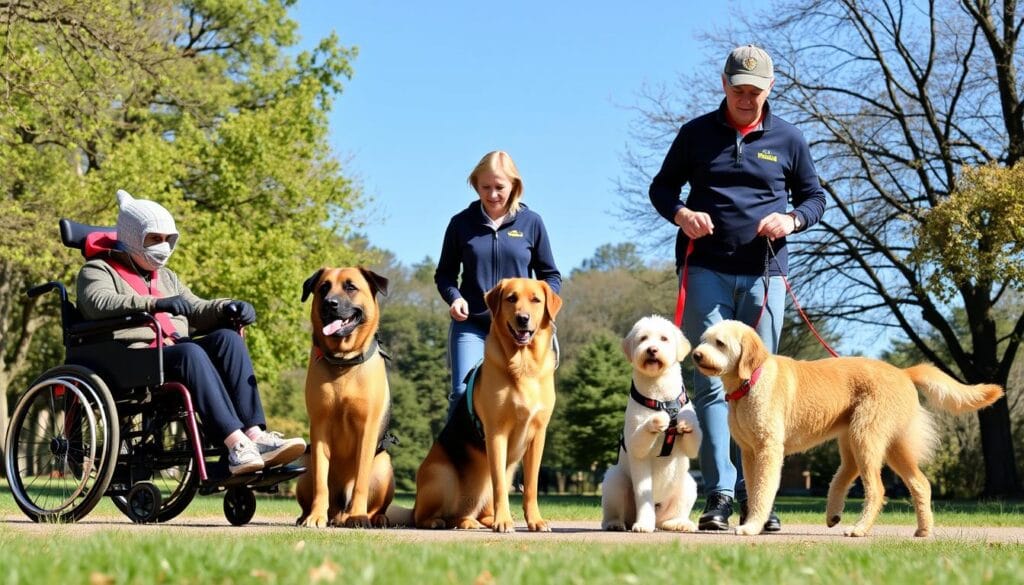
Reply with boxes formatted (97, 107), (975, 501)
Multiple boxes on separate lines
(617, 0), (1023, 496)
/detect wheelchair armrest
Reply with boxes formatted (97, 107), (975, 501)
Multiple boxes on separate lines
(66, 312), (161, 339)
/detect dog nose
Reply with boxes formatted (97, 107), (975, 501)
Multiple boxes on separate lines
(693, 350), (703, 362)
(646, 346), (659, 356)
(515, 313), (530, 328)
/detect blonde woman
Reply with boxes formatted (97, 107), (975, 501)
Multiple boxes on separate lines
(434, 151), (561, 418)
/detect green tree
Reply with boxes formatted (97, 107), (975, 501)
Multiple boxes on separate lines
(554, 332), (632, 477)
(0, 0), (361, 456)
(378, 303), (449, 491)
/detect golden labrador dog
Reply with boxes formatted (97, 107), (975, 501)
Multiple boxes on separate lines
(692, 319), (1003, 537)
(601, 315), (701, 533)
(296, 267), (395, 528)
(396, 278), (561, 532)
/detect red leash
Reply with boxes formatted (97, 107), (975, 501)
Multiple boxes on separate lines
(672, 241), (695, 328)
(672, 238), (839, 357)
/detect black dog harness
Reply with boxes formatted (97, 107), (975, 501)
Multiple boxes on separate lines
(620, 383), (691, 457)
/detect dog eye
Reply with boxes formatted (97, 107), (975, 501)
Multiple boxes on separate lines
(342, 281), (358, 293)
(715, 340), (725, 348)
(507, 293), (518, 303)
(318, 282), (331, 296)
(530, 296), (541, 304)
(661, 335), (669, 342)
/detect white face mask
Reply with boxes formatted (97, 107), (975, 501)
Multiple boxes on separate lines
(135, 242), (173, 271)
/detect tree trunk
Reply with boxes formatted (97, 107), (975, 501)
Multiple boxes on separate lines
(977, 396), (1022, 498)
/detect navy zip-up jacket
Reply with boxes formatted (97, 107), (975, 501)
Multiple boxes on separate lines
(435, 202), (562, 327)
(649, 100), (826, 276)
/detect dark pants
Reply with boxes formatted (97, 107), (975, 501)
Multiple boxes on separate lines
(159, 329), (265, 442)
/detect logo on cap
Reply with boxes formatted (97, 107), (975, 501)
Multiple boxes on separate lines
(743, 57), (758, 71)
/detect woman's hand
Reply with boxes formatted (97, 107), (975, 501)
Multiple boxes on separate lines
(449, 298), (469, 321)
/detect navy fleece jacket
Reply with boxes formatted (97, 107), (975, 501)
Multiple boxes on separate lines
(649, 100), (826, 276)
(435, 202), (561, 327)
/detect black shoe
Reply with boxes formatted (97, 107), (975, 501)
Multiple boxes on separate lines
(698, 492), (734, 531)
(739, 500), (782, 533)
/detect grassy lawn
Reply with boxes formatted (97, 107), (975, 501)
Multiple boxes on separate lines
(2, 488), (1023, 584)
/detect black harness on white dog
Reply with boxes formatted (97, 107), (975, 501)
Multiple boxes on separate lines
(619, 383), (691, 457)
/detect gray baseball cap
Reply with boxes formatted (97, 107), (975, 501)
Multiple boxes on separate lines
(723, 44), (774, 90)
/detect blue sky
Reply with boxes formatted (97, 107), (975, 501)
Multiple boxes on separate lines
(291, 1), (748, 272)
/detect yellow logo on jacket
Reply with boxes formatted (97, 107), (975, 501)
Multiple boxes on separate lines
(508, 230), (524, 238)
(757, 150), (778, 163)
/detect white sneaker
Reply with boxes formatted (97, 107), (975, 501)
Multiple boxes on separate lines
(253, 431), (306, 468)
(227, 438), (264, 475)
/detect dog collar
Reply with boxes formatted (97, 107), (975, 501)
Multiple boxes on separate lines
(725, 366), (762, 402)
(313, 336), (389, 368)
(629, 383), (688, 413)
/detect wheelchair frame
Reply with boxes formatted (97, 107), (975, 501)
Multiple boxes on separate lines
(3, 219), (303, 525)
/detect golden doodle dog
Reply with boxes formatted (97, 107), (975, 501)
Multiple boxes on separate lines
(392, 277), (561, 532)
(692, 320), (1003, 537)
(601, 315), (702, 533)
(296, 267), (395, 528)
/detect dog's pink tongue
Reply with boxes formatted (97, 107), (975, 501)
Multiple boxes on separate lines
(322, 320), (345, 336)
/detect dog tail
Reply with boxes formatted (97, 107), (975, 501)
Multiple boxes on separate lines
(383, 504), (414, 527)
(905, 364), (1004, 414)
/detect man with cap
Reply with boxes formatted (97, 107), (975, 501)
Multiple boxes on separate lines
(648, 44), (826, 532)
(77, 189), (306, 475)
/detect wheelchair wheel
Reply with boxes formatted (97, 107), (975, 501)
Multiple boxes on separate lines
(223, 487), (256, 526)
(125, 481), (163, 523)
(110, 404), (200, 523)
(4, 365), (119, 522)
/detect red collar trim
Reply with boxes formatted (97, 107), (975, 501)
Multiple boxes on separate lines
(725, 366), (762, 401)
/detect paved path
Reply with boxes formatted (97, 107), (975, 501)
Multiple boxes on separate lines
(4, 516), (1023, 544)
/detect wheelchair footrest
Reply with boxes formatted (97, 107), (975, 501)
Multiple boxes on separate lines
(199, 464), (306, 496)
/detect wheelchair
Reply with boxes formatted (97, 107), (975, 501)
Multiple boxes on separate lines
(3, 219), (304, 525)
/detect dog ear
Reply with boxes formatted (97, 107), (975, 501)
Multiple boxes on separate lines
(737, 325), (769, 380)
(621, 333), (634, 361)
(484, 279), (507, 317)
(301, 268), (325, 303)
(675, 328), (692, 363)
(541, 281), (563, 322)
(359, 267), (390, 298)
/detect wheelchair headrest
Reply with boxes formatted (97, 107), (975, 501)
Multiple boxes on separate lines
(60, 219), (116, 256)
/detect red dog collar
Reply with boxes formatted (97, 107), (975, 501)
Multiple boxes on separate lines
(725, 366), (762, 402)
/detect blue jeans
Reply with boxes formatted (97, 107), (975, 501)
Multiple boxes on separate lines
(681, 266), (785, 501)
(446, 318), (489, 420)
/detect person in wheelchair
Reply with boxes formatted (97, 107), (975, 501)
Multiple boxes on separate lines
(76, 189), (306, 476)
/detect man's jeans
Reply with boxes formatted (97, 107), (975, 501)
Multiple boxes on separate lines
(681, 265), (785, 500)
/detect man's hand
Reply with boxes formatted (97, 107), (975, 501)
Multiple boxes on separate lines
(756, 212), (798, 240)
(153, 295), (192, 316)
(449, 298), (469, 321)
(674, 207), (715, 239)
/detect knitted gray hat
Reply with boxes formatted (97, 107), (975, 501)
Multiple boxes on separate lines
(115, 189), (178, 257)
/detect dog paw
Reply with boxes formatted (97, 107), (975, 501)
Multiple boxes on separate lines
(455, 518), (484, 530)
(843, 525), (868, 537)
(602, 522), (626, 532)
(527, 519), (551, 532)
(630, 521), (655, 533)
(827, 514), (841, 527)
(492, 518), (516, 533)
(914, 527), (932, 538)
(344, 514), (372, 529)
(735, 523), (763, 536)
(647, 413), (670, 434)
(299, 513), (329, 528)
(660, 518), (697, 532)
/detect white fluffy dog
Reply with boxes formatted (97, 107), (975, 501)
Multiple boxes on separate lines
(601, 315), (702, 533)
